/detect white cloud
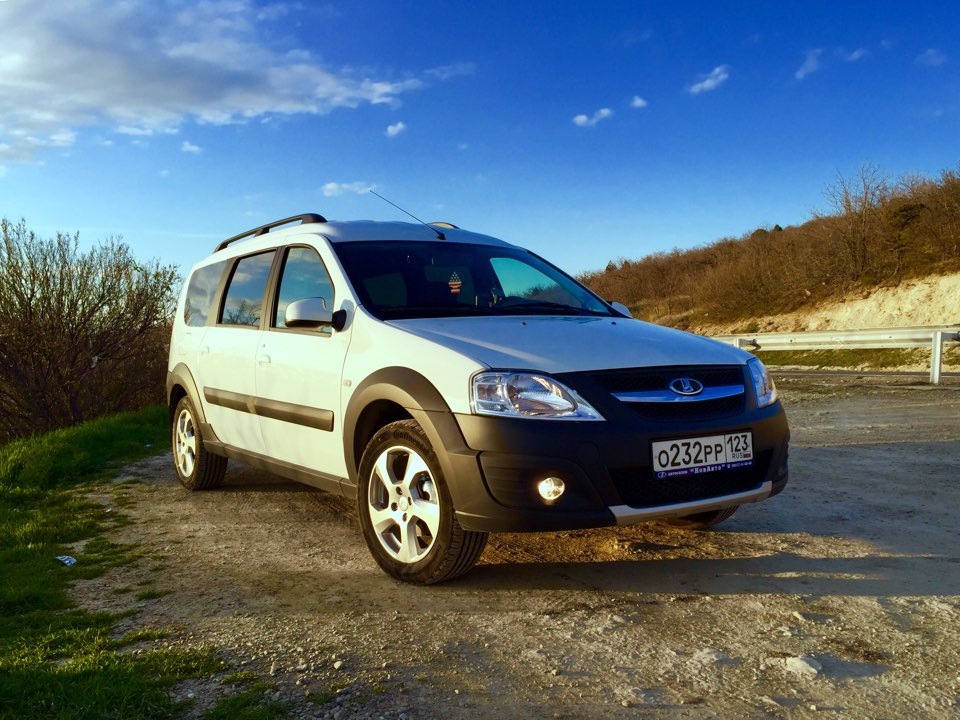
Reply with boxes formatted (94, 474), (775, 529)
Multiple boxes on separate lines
(255, 2), (299, 22)
(916, 48), (947, 67)
(844, 48), (868, 62)
(181, 141), (202, 153)
(572, 108), (613, 127)
(795, 49), (823, 80)
(116, 126), (156, 137)
(688, 65), (730, 94)
(386, 121), (407, 137)
(630, 96), (648, 109)
(322, 181), (374, 197)
(425, 62), (476, 80)
(48, 130), (77, 148)
(0, 0), (456, 163)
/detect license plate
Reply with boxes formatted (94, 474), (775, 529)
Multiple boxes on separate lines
(651, 432), (753, 479)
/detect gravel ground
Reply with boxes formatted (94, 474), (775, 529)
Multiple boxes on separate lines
(73, 376), (960, 719)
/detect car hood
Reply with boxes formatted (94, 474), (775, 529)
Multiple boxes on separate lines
(387, 315), (748, 373)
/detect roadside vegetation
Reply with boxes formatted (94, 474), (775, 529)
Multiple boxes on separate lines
(0, 218), (178, 445)
(580, 163), (960, 328)
(0, 407), (287, 719)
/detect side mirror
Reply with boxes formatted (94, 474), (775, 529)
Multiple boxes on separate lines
(285, 297), (333, 328)
(609, 301), (632, 318)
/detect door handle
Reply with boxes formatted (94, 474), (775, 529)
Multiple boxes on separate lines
(258, 355), (272, 366)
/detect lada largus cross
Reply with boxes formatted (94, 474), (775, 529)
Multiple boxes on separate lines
(167, 213), (789, 584)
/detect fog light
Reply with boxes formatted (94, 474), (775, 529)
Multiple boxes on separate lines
(537, 477), (566, 502)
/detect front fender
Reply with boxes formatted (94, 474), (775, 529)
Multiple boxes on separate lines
(342, 367), (481, 507)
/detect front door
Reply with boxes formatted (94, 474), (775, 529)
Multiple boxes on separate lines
(254, 244), (352, 483)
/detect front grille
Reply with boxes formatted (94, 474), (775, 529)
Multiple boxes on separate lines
(590, 365), (746, 421)
(625, 394), (743, 420)
(609, 450), (772, 508)
(592, 365), (745, 393)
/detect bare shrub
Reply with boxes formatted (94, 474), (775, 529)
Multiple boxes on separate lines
(0, 218), (179, 443)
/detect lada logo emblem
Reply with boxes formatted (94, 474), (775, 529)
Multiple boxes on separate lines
(669, 377), (704, 396)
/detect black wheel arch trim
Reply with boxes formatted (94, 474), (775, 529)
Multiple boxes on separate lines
(167, 364), (207, 426)
(342, 367), (476, 494)
(167, 364), (224, 447)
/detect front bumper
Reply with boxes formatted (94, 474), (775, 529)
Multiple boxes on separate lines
(443, 402), (790, 533)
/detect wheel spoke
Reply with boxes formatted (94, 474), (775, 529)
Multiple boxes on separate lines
(181, 431), (196, 456)
(368, 505), (396, 535)
(396, 518), (423, 564)
(411, 496), (440, 537)
(401, 453), (430, 491)
(177, 442), (193, 474)
(372, 452), (395, 495)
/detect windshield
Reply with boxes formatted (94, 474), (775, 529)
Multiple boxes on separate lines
(334, 241), (614, 320)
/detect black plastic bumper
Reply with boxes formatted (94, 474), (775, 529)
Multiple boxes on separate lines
(444, 402), (790, 533)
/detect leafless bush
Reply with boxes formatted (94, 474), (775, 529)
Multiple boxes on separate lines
(0, 218), (179, 443)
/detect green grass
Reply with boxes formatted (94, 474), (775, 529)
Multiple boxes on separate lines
(204, 678), (289, 720)
(0, 404), (169, 490)
(0, 405), (235, 720)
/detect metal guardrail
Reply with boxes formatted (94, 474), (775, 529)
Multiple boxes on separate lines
(710, 325), (960, 385)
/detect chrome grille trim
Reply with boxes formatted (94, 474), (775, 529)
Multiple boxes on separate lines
(613, 384), (744, 403)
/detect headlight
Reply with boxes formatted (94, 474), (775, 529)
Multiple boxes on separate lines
(747, 358), (778, 408)
(471, 372), (604, 420)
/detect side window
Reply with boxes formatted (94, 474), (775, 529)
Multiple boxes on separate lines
(274, 246), (335, 330)
(184, 261), (226, 327)
(220, 251), (275, 327)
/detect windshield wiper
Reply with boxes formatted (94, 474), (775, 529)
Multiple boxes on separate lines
(373, 304), (498, 319)
(492, 300), (598, 315)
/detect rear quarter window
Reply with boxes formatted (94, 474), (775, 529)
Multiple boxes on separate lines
(183, 261), (227, 327)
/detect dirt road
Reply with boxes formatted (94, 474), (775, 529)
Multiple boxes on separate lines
(78, 377), (960, 719)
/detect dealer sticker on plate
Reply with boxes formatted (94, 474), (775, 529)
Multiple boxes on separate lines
(652, 432), (753, 479)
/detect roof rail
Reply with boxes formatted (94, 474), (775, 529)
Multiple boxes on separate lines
(215, 213), (327, 252)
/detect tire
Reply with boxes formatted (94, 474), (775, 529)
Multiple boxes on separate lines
(357, 420), (488, 584)
(664, 505), (739, 529)
(172, 396), (227, 491)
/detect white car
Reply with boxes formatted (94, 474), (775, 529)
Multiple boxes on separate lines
(167, 214), (789, 584)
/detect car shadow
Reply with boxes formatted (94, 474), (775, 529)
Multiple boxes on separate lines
(449, 550), (958, 597)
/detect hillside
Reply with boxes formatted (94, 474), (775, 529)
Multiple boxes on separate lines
(693, 271), (960, 373)
(580, 163), (960, 331)
(693, 271), (960, 335)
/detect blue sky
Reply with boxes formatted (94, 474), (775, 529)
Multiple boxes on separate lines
(1, 1), (958, 276)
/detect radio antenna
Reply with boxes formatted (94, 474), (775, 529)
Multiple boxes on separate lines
(369, 189), (445, 240)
